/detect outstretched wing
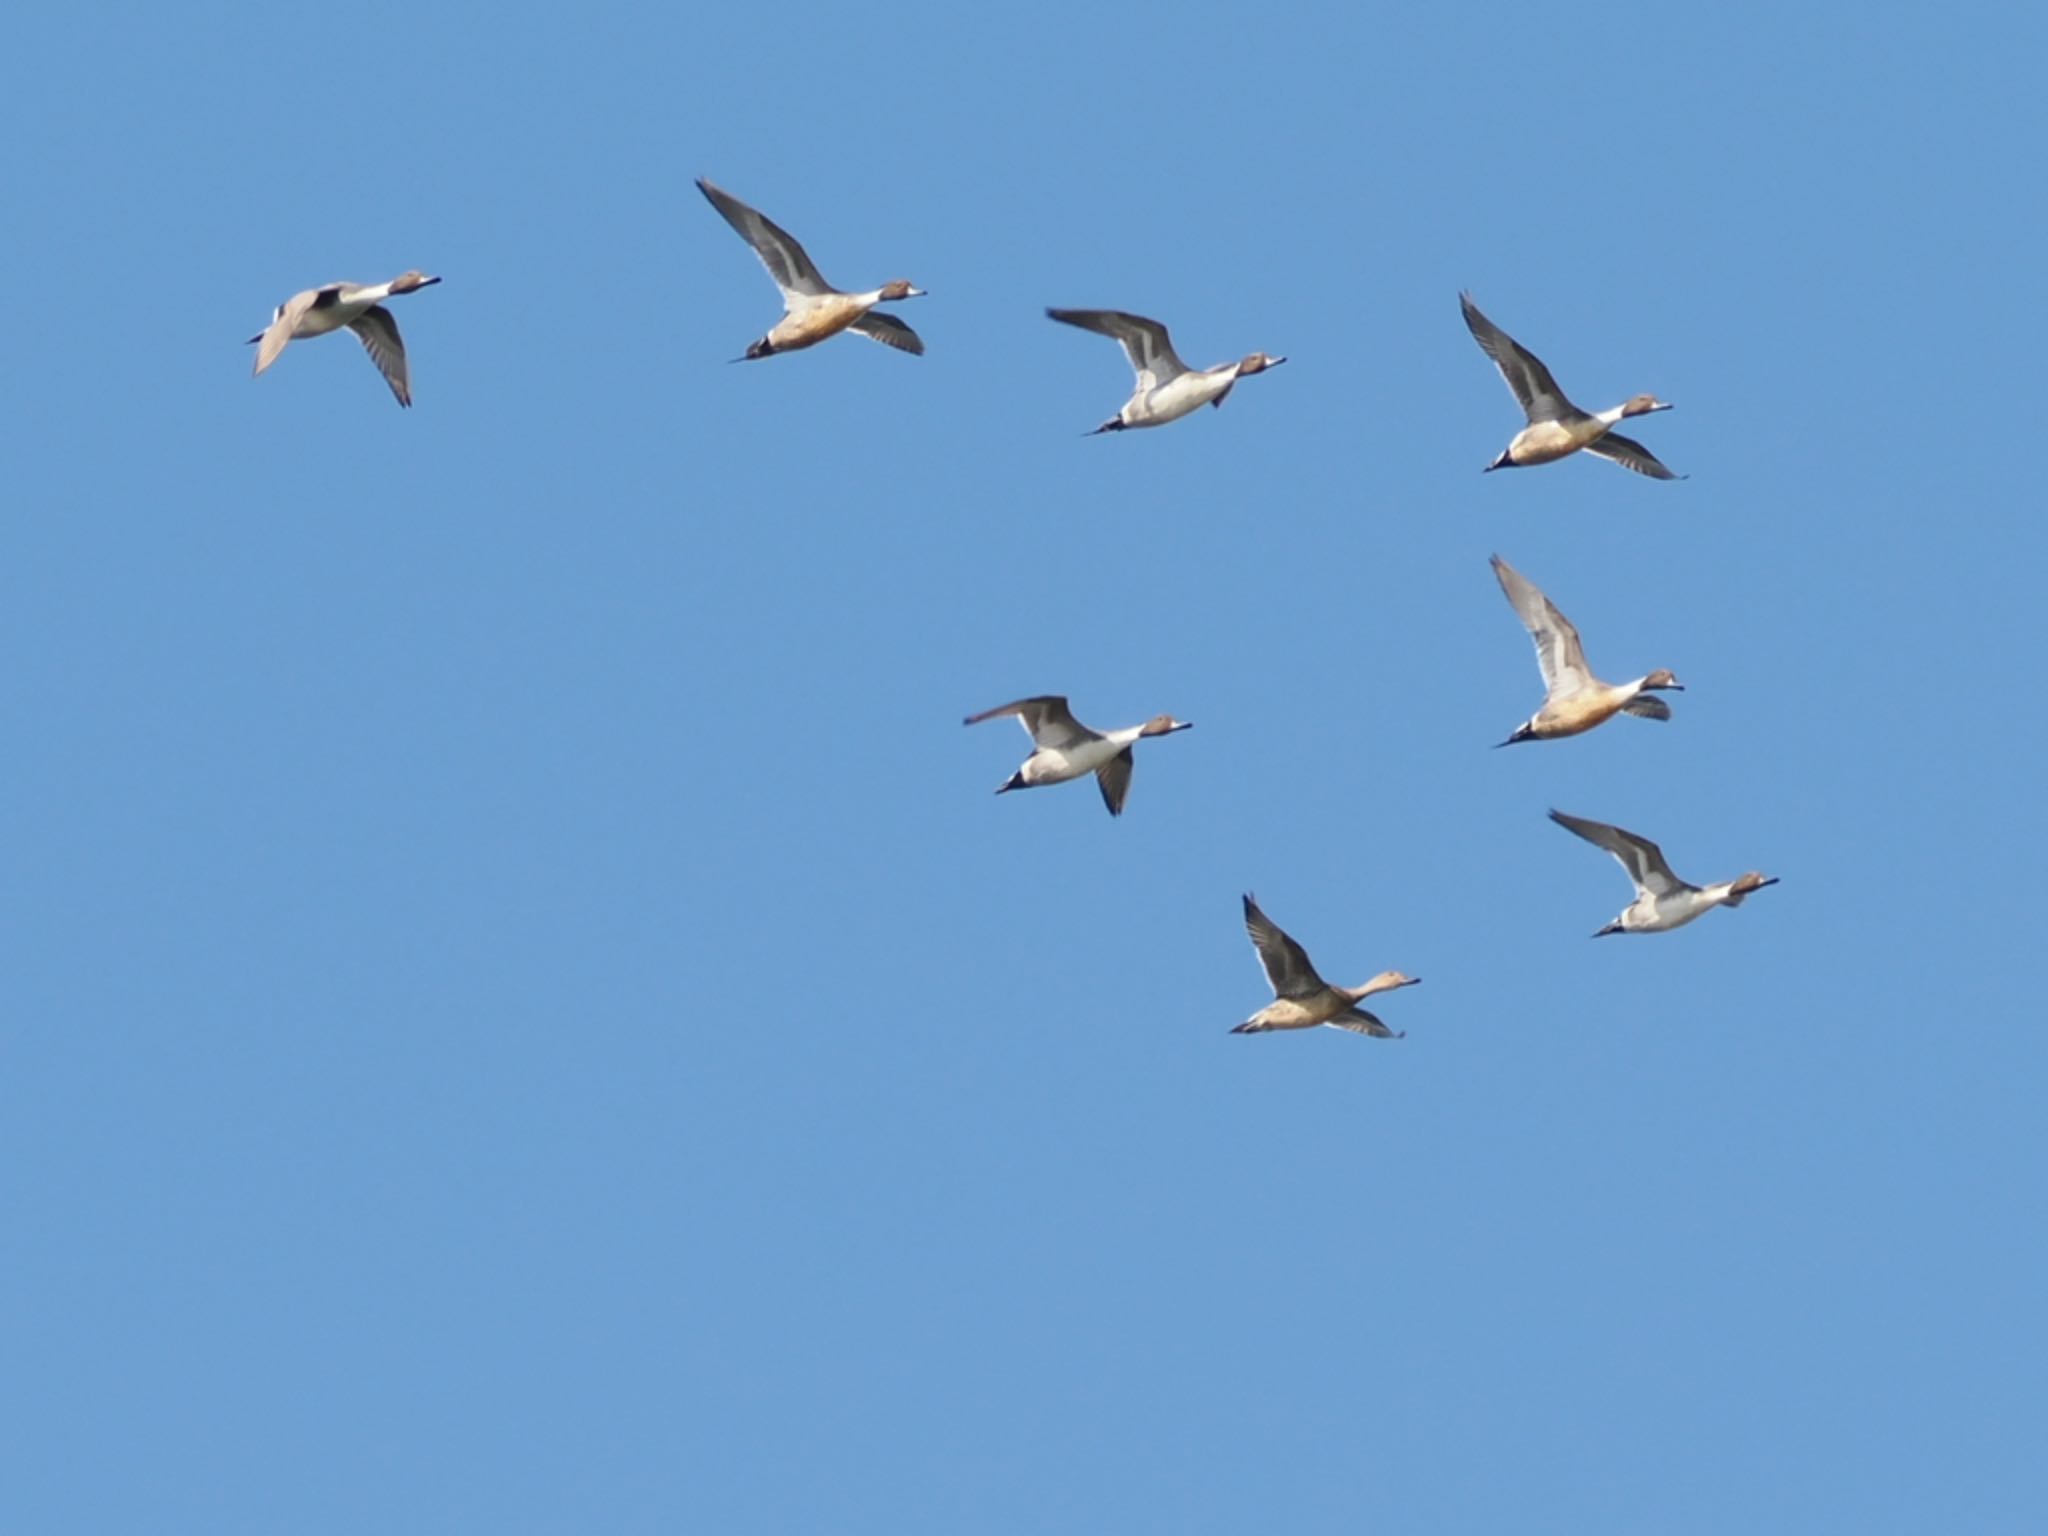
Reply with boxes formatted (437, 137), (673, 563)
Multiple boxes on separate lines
(1046, 308), (1190, 389)
(697, 177), (834, 298)
(1328, 1007), (1402, 1039)
(251, 288), (320, 378)
(347, 305), (413, 407)
(1242, 893), (1325, 999)
(1095, 747), (1134, 817)
(1584, 430), (1680, 480)
(850, 311), (925, 356)
(963, 696), (1094, 750)
(1549, 809), (1688, 897)
(1461, 292), (1573, 421)
(1491, 554), (1592, 696)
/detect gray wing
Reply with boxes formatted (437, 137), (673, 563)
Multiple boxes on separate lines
(251, 288), (320, 377)
(1328, 1007), (1402, 1039)
(697, 178), (833, 298)
(1491, 554), (1592, 696)
(1095, 746), (1134, 817)
(1046, 308), (1190, 388)
(1549, 809), (1687, 897)
(850, 311), (925, 356)
(1620, 695), (1672, 720)
(1243, 893), (1325, 999)
(1584, 431), (1680, 480)
(1461, 292), (1574, 421)
(348, 305), (413, 407)
(963, 695), (1094, 750)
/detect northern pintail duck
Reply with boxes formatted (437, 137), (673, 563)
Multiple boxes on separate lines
(1461, 293), (1679, 479)
(1045, 309), (1284, 433)
(1234, 894), (1419, 1037)
(1549, 810), (1778, 936)
(964, 695), (1191, 816)
(1492, 554), (1682, 745)
(697, 177), (925, 361)
(248, 271), (442, 407)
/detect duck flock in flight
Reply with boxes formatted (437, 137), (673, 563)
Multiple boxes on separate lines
(247, 176), (1776, 1040)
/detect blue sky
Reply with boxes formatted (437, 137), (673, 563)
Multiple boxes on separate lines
(3, 2), (2044, 1530)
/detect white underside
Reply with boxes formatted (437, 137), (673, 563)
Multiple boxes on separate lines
(1622, 887), (1724, 932)
(1021, 735), (1129, 783)
(290, 294), (380, 339)
(1122, 368), (1237, 426)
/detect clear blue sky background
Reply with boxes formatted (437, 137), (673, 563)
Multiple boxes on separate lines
(3, 2), (2043, 1531)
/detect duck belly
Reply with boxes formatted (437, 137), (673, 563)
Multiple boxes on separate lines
(769, 298), (864, 351)
(1135, 372), (1229, 425)
(1509, 420), (1589, 464)
(1025, 736), (1125, 783)
(293, 302), (364, 338)
(1535, 691), (1627, 737)
(1635, 893), (1716, 932)
(1244, 998), (1330, 1031)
